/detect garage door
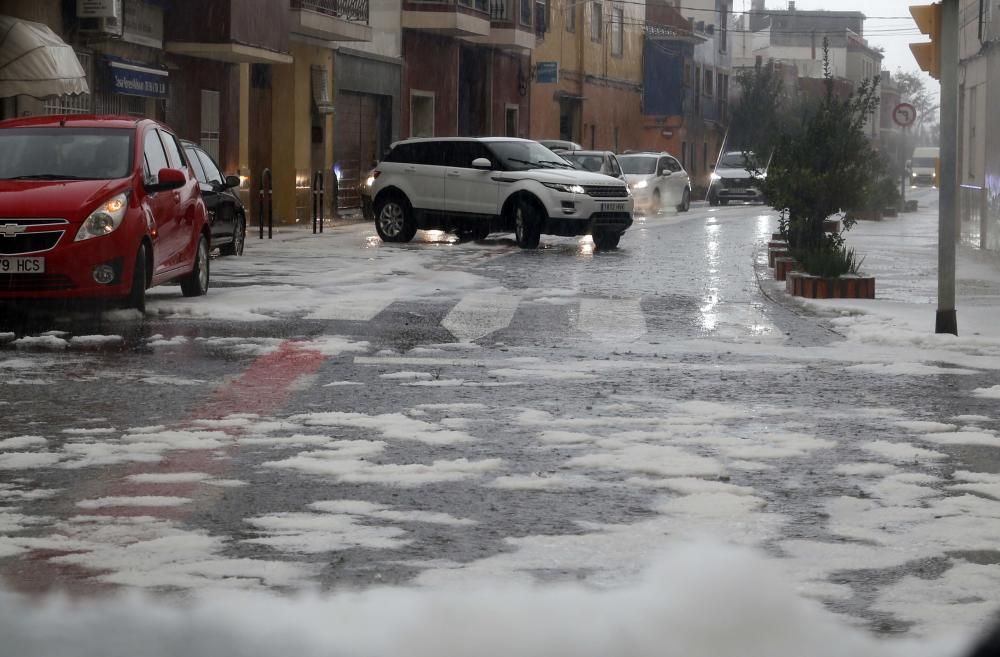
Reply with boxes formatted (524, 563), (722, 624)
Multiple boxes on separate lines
(335, 91), (382, 209)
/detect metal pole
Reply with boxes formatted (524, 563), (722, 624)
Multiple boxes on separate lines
(981, 186), (989, 250)
(936, 0), (959, 335)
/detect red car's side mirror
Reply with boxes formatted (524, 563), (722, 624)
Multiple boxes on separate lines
(147, 168), (186, 192)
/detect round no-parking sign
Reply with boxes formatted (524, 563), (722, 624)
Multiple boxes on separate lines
(893, 102), (917, 128)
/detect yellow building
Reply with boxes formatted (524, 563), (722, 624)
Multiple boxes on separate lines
(530, 0), (645, 151)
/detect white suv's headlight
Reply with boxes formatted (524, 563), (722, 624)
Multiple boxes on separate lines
(543, 182), (586, 194)
(710, 172), (722, 181)
(631, 180), (648, 190)
(75, 192), (129, 242)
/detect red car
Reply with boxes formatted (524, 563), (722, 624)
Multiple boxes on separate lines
(0, 115), (210, 312)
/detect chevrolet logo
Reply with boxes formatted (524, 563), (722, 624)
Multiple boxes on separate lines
(0, 224), (27, 238)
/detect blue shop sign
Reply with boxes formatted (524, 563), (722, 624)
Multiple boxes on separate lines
(108, 59), (168, 98)
(535, 61), (558, 84)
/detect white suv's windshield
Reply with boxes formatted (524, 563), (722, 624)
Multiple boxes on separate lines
(488, 141), (575, 171)
(619, 156), (658, 175)
(0, 128), (133, 180)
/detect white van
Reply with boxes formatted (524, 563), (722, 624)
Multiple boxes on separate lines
(910, 146), (939, 187)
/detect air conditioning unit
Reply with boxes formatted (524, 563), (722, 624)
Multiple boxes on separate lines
(77, 0), (123, 36)
(78, 15), (122, 36)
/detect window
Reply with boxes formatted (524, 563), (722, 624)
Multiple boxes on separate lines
(683, 63), (691, 86)
(681, 141), (687, 168)
(520, 0), (533, 26)
(197, 150), (224, 184)
(200, 90), (221, 162)
(143, 130), (169, 181)
(185, 147), (209, 183)
(591, 1), (602, 42)
(535, 0), (550, 35)
(704, 69), (714, 97)
(610, 154), (622, 177)
(159, 130), (186, 169)
(666, 157), (682, 173)
(611, 7), (624, 56)
(445, 141), (493, 169)
(566, 0), (576, 32)
(411, 92), (435, 138)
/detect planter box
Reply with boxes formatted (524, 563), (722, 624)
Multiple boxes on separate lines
(823, 218), (842, 234)
(774, 256), (799, 281)
(883, 207), (899, 218)
(768, 246), (788, 268)
(904, 200), (919, 213)
(772, 232), (785, 241)
(786, 272), (875, 299)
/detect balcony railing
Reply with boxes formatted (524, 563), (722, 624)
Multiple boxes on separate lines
(292, 0), (369, 24)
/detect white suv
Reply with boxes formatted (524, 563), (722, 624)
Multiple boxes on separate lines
(369, 138), (633, 250)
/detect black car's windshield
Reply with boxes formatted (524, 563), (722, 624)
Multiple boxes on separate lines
(562, 153), (605, 172)
(718, 153), (751, 169)
(619, 156), (657, 175)
(0, 128), (133, 181)
(488, 141), (574, 171)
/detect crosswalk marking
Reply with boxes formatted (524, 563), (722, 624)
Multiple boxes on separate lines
(577, 298), (647, 342)
(305, 295), (397, 321)
(441, 293), (520, 342)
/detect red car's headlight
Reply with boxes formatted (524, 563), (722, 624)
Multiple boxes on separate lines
(75, 193), (129, 242)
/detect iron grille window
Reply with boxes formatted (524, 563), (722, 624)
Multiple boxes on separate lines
(44, 52), (92, 115)
(95, 92), (147, 117)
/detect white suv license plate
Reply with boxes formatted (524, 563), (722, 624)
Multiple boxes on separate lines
(0, 257), (45, 274)
(601, 202), (628, 212)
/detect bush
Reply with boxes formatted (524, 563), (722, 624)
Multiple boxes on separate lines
(792, 244), (865, 278)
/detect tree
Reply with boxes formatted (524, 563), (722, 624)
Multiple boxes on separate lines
(728, 60), (788, 159)
(760, 41), (883, 259)
(894, 69), (939, 139)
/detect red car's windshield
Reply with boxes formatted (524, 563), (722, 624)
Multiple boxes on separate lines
(0, 127), (134, 181)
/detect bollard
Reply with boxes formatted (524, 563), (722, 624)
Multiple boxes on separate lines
(312, 171), (325, 234)
(258, 168), (273, 240)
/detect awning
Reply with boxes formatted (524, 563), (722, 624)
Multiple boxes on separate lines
(0, 15), (89, 99)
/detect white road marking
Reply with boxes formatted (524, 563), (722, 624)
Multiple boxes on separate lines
(441, 293), (520, 342)
(577, 298), (647, 342)
(306, 295), (397, 321)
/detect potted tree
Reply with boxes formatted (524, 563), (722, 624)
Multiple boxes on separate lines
(756, 42), (882, 299)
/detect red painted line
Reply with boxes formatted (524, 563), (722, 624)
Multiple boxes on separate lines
(3, 340), (329, 591)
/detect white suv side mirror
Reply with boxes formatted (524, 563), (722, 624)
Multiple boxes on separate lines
(472, 158), (492, 170)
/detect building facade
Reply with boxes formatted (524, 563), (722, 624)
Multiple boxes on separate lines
(957, 0), (1000, 251)
(529, 0), (645, 151)
(399, 0), (533, 142)
(640, 0), (731, 193)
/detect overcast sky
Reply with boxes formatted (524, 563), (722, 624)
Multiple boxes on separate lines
(734, 0), (939, 95)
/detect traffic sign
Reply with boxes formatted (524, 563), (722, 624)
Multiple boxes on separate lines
(893, 102), (917, 128)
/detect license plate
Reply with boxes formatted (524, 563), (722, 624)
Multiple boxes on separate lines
(0, 257), (45, 274)
(601, 202), (627, 212)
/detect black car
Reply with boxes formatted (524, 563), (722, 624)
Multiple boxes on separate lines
(180, 140), (246, 256)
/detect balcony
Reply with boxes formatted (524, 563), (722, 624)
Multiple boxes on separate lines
(290, 0), (373, 41)
(402, 0), (491, 37)
(467, 0), (535, 50)
(165, 0), (293, 64)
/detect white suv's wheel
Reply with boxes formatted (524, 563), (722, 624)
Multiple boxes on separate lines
(374, 195), (416, 243)
(514, 200), (541, 249)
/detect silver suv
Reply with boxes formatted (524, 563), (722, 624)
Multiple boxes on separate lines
(369, 138), (633, 250)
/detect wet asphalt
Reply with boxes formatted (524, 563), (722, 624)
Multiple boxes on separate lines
(2, 192), (999, 634)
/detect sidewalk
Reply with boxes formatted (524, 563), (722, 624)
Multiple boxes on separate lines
(767, 195), (1000, 351)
